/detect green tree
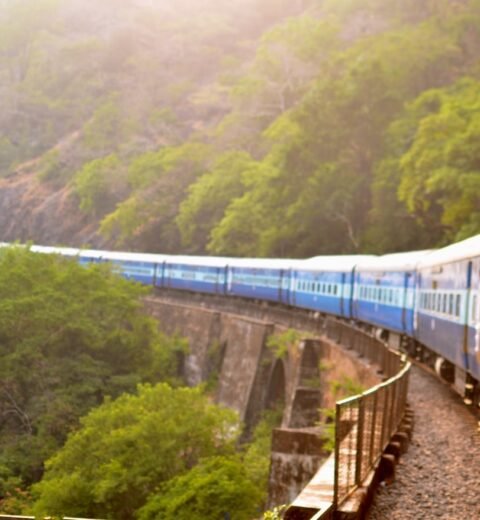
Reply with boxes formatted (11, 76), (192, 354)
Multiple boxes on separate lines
(0, 247), (185, 484)
(100, 142), (211, 251)
(74, 153), (127, 216)
(83, 94), (137, 152)
(369, 77), (480, 249)
(177, 150), (255, 252)
(32, 384), (239, 520)
(137, 456), (262, 520)
(397, 78), (480, 242)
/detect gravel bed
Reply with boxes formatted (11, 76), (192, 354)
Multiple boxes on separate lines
(368, 365), (480, 519)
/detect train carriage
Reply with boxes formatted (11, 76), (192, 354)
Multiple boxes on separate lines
(417, 236), (480, 392)
(162, 256), (229, 294)
(100, 251), (165, 285)
(226, 258), (294, 303)
(354, 251), (430, 337)
(292, 256), (373, 318)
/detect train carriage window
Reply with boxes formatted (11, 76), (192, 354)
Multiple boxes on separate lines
(472, 295), (478, 322)
(455, 294), (461, 317)
(333, 285), (337, 296)
(449, 294), (454, 315)
(442, 294), (447, 314)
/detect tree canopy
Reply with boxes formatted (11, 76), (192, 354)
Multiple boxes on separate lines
(32, 384), (240, 519)
(0, 247), (185, 486)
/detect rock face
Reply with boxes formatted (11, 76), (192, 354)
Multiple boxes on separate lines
(0, 165), (104, 247)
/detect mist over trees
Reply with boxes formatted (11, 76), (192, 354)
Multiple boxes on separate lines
(1, 0), (480, 255)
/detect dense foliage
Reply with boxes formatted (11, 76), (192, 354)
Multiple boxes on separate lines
(3, 0), (480, 255)
(31, 390), (278, 519)
(0, 0), (480, 256)
(0, 247), (185, 490)
(0, 246), (281, 518)
(32, 384), (242, 519)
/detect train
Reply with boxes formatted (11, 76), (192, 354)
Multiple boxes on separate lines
(20, 235), (480, 409)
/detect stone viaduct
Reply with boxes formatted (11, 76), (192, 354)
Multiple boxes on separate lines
(145, 290), (381, 506)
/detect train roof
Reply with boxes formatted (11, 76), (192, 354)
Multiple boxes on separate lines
(418, 234), (480, 268)
(30, 245), (81, 256)
(165, 255), (232, 267)
(100, 250), (168, 264)
(356, 250), (432, 272)
(297, 255), (376, 272)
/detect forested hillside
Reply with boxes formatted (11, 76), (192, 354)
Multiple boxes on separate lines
(2, 0), (480, 255)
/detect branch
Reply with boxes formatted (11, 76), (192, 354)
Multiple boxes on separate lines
(0, 384), (33, 434)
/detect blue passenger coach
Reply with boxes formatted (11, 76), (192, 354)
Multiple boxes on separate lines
(162, 256), (229, 294)
(100, 251), (164, 285)
(227, 258), (294, 303)
(417, 236), (480, 388)
(292, 256), (373, 318)
(354, 252), (430, 336)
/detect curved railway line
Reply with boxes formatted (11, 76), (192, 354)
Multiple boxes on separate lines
(3, 241), (480, 519)
(368, 364), (480, 519)
(152, 289), (480, 519)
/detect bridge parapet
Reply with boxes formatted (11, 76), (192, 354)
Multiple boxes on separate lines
(286, 321), (411, 520)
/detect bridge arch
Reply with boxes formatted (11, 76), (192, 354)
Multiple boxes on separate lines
(289, 339), (322, 428)
(266, 358), (286, 412)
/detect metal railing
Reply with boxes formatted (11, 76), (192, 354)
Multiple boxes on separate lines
(325, 318), (403, 378)
(327, 319), (411, 509)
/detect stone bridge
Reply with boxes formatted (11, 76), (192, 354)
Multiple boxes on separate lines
(145, 290), (381, 506)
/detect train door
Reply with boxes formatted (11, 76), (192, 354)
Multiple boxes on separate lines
(340, 273), (346, 316)
(463, 261), (473, 374)
(401, 273), (410, 333)
(413, 271), (421, 337)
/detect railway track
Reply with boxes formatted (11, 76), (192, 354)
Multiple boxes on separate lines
(367, 364), (480, 519)
(151, 290), (479, 517)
